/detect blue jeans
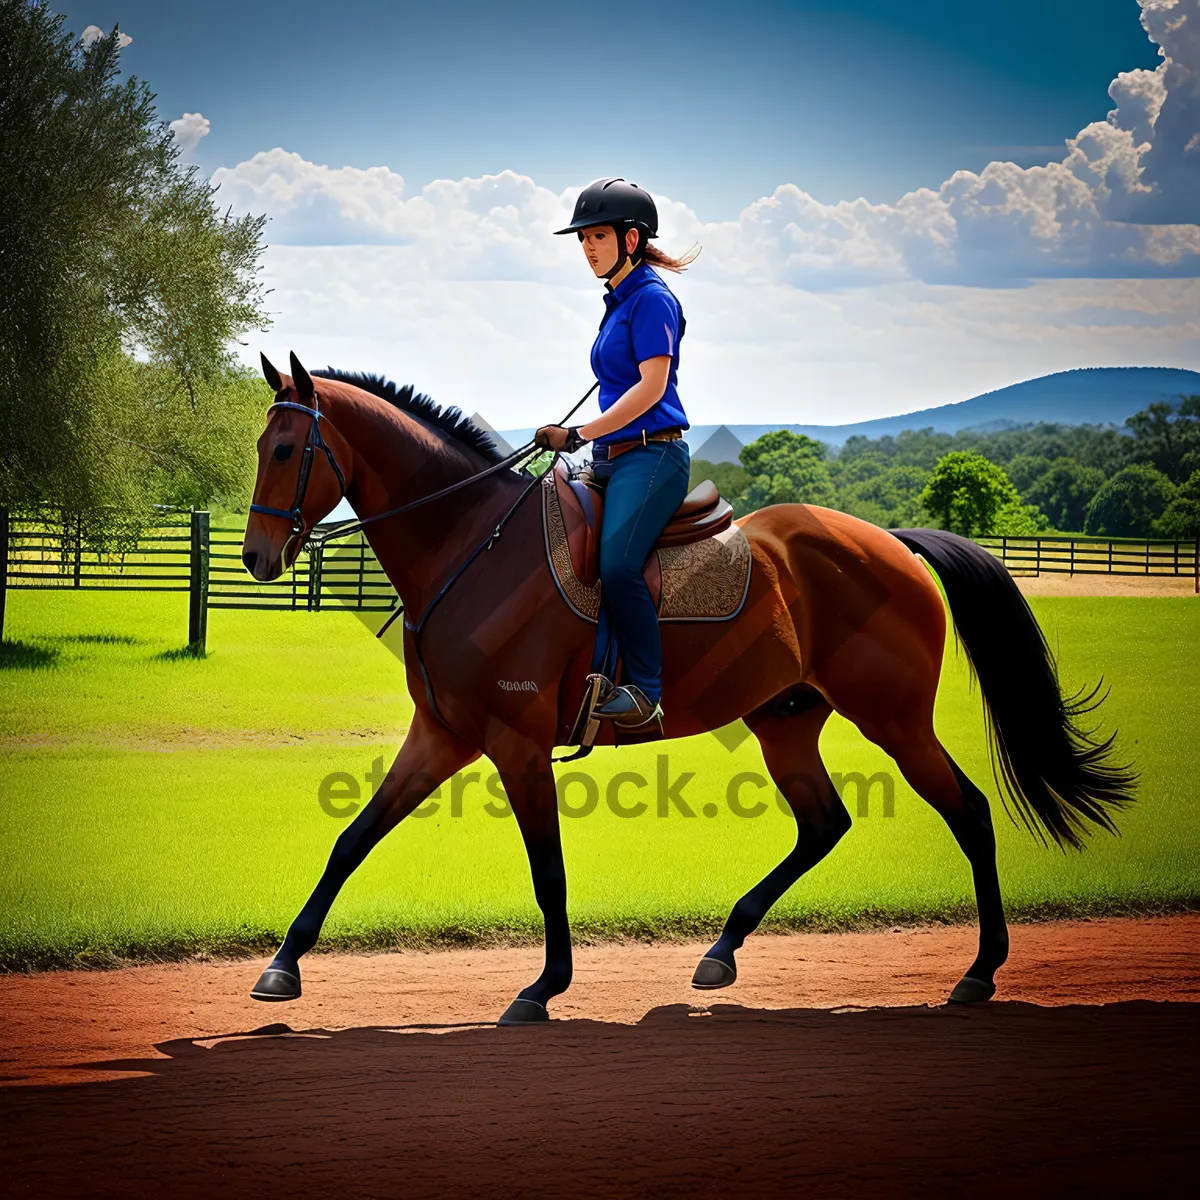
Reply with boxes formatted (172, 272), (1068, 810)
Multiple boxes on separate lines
(589, 438), (691, 704)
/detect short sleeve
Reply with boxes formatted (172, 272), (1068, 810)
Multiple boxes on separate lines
(630, 289), (680, 364)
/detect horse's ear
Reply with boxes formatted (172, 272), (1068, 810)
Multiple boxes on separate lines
(290, 351), (314, 402)
(260, 353), (283, 393)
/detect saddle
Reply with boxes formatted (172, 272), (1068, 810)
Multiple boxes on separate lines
(540, 461), (753, 758)
(541, 461), (751, 624)
(563, 472), (734, 589)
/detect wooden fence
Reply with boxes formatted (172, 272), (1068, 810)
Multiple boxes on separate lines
(0, 508), (399, 651)
(2, 510), (1196, 652)
(976, 534), (1200, 584)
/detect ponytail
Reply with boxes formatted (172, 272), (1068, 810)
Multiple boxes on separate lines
(642, 240), (701, 274)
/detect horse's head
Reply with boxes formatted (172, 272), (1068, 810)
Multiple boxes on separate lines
(243, 351), (350, 582)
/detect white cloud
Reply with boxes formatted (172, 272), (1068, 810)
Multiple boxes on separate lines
(169, 113), (211, 155)
(1113, 0), (1200, 223)
(217, 2), (1200, 429)
(213, 0), (1199, 289)
(80, 25), (131, 49)
(242, 245), (1200, 429)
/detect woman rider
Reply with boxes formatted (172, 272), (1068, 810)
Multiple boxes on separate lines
(535, 178), (699, 733)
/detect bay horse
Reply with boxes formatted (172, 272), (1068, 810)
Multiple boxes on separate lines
(242, 352), (1136, 1023)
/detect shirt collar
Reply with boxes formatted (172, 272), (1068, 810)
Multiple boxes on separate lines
(603, 260), (656, 309)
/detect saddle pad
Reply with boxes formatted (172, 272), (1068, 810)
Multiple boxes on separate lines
(541, 470), (752, 623)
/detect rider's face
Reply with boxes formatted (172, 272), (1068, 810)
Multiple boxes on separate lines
(579, 225), (638, 277)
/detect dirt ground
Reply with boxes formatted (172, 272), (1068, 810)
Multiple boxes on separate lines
(1, 915), (1197, 1197)
(1014, 573), (1197, 597)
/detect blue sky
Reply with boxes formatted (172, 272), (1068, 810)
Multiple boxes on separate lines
(61, 1), (1200, 428)
(63, 0), (1163, 217)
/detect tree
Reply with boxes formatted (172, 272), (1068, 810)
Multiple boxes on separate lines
(991, 499), (1052, 536)
(1004, 454), (1054, 494)
(1124, 397), (1200, 483)
(0, 3), (269, 521)
(920, 451), (1023, 537)
(1153, 469), (1200, 540)
(1020, 459), (1106, 532)
(688, 458), (748, 504)
(1083, 465), (1177, 537)
(737, 430), (835, 516)
(831, 458), (930, 528)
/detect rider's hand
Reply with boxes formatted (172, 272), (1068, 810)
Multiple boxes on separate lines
(535, 425), (588, 452)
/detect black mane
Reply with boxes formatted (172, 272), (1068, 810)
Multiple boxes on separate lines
(312, 368), (505, 465)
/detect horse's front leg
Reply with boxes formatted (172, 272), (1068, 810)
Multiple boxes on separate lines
(251, 710), (479, 1001)
(491, 739), (571, 1025)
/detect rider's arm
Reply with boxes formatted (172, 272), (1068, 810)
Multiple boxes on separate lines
(578, 356), (670, 441)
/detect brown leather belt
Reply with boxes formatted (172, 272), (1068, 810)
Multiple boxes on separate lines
(593, 427), (684, 461)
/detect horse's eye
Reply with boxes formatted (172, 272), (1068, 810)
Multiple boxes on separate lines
(274, 443), (293, 462)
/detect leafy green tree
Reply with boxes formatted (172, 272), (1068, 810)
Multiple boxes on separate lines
(1019, 459), (1106, 532)
(992, 500), (1052, 536)
(737, 430), (835, 516)
(1005, 454), (1054, 494)
(0, 3), (269, 521)
(1124, 397), (1200, 483)
(833, 461), (930, 528)
(920, 451), (1022, 537)
(688, 458), (748, 504)
(1084, 465), (1177, 537)
(1153, 469), (1200, 540)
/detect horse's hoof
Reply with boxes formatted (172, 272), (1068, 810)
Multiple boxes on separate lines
(497, 998), (549, 1026)
(691, 956), (737, 990)
(250, 967), (302, 1002)
(948, 975), (996, 1004)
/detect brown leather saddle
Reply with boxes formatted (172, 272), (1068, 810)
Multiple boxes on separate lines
(563, 471), (734, 589)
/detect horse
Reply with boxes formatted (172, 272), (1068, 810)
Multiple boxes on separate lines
(241, 352), (1137, 1024)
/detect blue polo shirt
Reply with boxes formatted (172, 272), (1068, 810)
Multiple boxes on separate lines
(589, 261), (689, 447)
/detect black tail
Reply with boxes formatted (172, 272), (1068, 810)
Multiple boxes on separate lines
(889, 528), (1138, 850)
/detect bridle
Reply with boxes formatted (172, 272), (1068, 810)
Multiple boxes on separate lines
(248, 381), (599, 731)
(250, 381), (597, 547)
(249, 396), (348, 561)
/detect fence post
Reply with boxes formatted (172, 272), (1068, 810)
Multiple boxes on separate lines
(73, 513), (83, 587)
(308, 541), (324, 611)
(188, 510), (210, 652)
(1195, 536), (1199, 595)
(0, 508), (8, 643)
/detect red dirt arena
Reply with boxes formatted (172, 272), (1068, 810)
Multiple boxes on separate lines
(1, 914), (1197, 1198)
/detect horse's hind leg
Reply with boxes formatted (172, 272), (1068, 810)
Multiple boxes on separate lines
(876, 727), (1009, 1003)
(692, 691), (851, 989)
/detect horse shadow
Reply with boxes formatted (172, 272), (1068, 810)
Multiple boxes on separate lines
(3, 1001), (1197, 1198)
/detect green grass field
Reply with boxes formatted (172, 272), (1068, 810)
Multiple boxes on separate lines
(1, 587), (1197, 971)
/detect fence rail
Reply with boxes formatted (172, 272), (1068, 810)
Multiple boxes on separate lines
(2, 509), (1196, 650)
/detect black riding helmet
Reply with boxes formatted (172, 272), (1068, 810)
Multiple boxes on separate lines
(554, 177), (659, 280)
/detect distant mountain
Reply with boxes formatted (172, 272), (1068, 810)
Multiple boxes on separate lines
(499, 367), (1200, 461)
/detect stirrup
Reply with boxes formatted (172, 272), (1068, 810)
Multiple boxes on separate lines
(593, 683), (664, 731)
(554, 673), (615, 763)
